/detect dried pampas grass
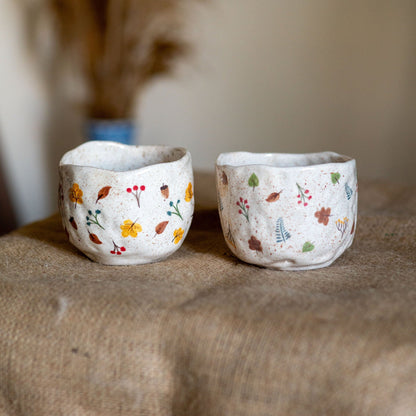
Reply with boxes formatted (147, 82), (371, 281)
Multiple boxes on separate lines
(49, 0), (200, 119)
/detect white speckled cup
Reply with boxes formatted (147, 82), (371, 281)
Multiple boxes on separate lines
(59, 141), (194, 265)
(216, 151), (357, 270)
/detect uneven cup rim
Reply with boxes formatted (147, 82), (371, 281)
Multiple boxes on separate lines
(216, 151), (355, 170)
(59, 141), (190, 174)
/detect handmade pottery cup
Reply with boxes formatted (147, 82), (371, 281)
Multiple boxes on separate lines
(216, 151), (357, 270)
(59, 141), (194, 265)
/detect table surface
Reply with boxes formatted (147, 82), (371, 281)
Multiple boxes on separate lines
(1, 177), (416, 416)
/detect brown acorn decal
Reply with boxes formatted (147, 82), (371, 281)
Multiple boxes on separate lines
(88, 231), (102, 244)
(248, 236), (263, 253)
(69, 216), (78, 230)
(96, 186), (111, 203)
(266, 190), (283, 202)
(154, 221), (169, 237)
(160, 184), (169, 199)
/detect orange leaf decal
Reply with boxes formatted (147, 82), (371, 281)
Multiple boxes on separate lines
(314, 207), (331, 226)
(88, 231), (102, 244)
(96, 186), (111, 203)
(266, 191), (282, 202)
(248, 236), (263, 252)
(155, 221), (169, 235)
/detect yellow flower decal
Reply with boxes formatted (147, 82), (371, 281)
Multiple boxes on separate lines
(120, 219), (142, 238)
(173, 228), (185, 244)
(69, 183), (83, 208)
(185, 182), (193, 202)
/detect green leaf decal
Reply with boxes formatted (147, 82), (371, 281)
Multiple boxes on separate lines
(331, 172), (341, 184)
(302, 242), (315, 252)
(248, 173), (259, 190)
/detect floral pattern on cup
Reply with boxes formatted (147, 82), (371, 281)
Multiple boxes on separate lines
(216, 151), (357, 270)
(59, 142), (194, 265)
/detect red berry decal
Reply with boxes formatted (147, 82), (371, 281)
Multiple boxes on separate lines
(111, 241), (126, 256)
(237, 197), (250, 222)
(127, 184), (146, 207)
(296, 183), (312, 207)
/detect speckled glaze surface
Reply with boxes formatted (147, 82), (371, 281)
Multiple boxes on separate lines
(59, 141), (194, 265)
(216, 151), (357, 270)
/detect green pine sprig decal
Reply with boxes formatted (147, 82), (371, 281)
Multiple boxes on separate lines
(248, 173), (259, 190)
(345, 183), (353, 200)
(276, 217), (291, 243)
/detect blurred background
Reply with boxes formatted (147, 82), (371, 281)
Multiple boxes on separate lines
(0, 0), (415, 230)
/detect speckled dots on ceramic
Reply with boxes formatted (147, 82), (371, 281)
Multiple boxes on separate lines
(216, 151), (357, 270)
(59, 141), (194, 265)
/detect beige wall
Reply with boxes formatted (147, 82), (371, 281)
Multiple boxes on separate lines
(1, 0), (415, 225)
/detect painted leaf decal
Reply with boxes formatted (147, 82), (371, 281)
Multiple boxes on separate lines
(248, 236), (263, 252)
(266, 191), (282, 202)
(96, 186), (111, 203)
(331, 172), (341, 184)
(248, 173), (259, 190)
(69, 216), (78, 230)
(351, 219), (355, 234)
(345, 183), (353, 200)
(302, 242), (315, 252)
(221, 171), (228, 185)
(275, 217), (291, 243)
(155, 221), (169, 235)
(88, 231), (102, 244)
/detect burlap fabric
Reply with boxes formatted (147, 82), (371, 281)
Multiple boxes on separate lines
(1, 177), (416, 416)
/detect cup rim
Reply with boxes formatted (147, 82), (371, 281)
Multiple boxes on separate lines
(216, 151), (355, 170)
(59, 141), (190, 174)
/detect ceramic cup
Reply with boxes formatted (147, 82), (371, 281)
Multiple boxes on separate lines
(59, 141), (194, 265)
(216, 151), (357, 270)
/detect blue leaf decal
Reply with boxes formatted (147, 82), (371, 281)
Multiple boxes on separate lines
(276, 217), (291, 243)
(345, 183), (353, 200)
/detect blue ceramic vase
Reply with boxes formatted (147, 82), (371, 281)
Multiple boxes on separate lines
(86, 119), (137, 145)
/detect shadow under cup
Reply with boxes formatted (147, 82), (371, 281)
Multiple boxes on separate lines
(59, 141), (194, 265)
(216, 151), (357, 270)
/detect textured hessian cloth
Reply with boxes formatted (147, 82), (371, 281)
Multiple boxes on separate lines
(0, 180), (416, 415)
